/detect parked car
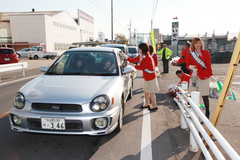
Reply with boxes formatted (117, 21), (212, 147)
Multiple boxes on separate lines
(101, 44), (129, 54)
(28, 46), (57, 60)
(9, 47), (136, 135)
(16, 48), (31, 58)
(127, 46), (139, 58)
(0, 48), (19, 64)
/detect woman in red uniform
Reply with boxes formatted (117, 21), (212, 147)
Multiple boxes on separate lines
(175, 41), (191, 74)
(149, 45), (158, 68)
(121, 43), (159, 111)
(186, 37), (214, 119)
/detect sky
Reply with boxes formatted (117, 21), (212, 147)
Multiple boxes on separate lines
(1, 0), (240, 40)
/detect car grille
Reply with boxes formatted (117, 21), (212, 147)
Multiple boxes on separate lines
(27, 118), (83, 132)
(32, 103), (82, 112)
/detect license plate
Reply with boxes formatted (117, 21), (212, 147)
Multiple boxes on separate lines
(4, 58), (10, 61)
(41, 118), (65, 130)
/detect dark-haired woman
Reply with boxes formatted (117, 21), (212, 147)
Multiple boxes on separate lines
(120, 43), (159, 111)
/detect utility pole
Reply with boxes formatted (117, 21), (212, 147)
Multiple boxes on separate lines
(134, 28), (136, 46)
(111, 0), (113, 43)
(129, 20), (132, 45)
(151, 19), (153, 31)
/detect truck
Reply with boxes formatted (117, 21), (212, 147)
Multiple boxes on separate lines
(28, 46), (57, 60)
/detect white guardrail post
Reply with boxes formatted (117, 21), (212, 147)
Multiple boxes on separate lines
(189, 91), (199, 152)
(0, 62), (28, 82)
(175, 85), (240, 159)
(180, 81), (188, 129)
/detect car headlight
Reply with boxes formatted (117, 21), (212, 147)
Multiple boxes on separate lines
(90, 95), (110, 112)
(13, 92), (25, 109)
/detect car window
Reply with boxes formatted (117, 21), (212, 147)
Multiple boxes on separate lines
(37, 47), (43, 51)
(0, 49), (14, 54)
(128, 48), (137, 53)
(31, 46), (37, 51)
(46, 51), (119, 76)
(26, 49), (31, 51)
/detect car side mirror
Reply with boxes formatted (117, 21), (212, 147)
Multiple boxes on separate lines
(123, 65), (136, 75)
(40, 66), (48, 72)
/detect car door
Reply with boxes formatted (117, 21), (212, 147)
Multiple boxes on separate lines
(36, 47), (44, 58)
(23, 48), (30, 57)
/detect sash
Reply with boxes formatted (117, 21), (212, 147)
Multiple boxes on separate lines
(190, 51), (206, 69)
(151, 52), (155, 57)
(144, 68), (155, 74)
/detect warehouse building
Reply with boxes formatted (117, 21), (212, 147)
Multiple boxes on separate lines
(0, 9), (94, 55)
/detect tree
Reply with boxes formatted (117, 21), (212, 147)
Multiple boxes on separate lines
(114, 34), (128, 44)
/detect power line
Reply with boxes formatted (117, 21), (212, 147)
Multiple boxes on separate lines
(91, 0), (128, 33)
(90, 0), (109, 17)
(152, 0), (158, 22)
(151, 0), (156, 20)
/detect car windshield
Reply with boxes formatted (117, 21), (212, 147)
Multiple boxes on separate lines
(46, 51), (119, 76)
(128, 48), (137, 53)
(0, 49), (14, 54)
(31, 46), (37, 51)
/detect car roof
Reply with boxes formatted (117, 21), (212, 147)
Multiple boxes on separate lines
(128, 46), (138, 48)
(101, 44), (127, 47)
(0, 47), (15, 50)
(67, 47), (120, 53)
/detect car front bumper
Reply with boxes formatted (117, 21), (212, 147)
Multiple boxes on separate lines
(9, 104), (119, 136)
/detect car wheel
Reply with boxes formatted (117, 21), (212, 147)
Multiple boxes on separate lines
(116, 99), (124, 132)
(29, 58), (32, 60)
(46, 57), (49, 60)
(50, 55), (55, 60)
(17, 53), (21, 59)
(33, 55), (38, 60)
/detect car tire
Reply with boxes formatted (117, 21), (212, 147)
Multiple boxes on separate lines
(17, 53), (21, 59)
(29, 58), (32, 60)
(50, 55), (55, 60)
(116, 99), (124, 132)
(33, 55), (38, 60)
(46, 57), (49, 60)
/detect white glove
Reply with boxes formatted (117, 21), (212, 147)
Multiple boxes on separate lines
(209, 76), (216, 82)
(189, 65), (196, 70)
(119, 52), (128, 59)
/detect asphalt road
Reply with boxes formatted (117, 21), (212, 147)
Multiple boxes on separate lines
(0, 57), (240, 160)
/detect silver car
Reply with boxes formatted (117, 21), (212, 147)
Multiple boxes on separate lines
(9, 47), (136, 135)
(16, 48), (31, 58)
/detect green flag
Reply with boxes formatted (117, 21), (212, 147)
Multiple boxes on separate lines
(151, 30), (156, 53)
(217, 81), (236, 100)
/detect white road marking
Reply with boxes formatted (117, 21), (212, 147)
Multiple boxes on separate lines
(232, 82), (240, 85)
(0, 74), (41, 86)
(141, 98), (152, 160)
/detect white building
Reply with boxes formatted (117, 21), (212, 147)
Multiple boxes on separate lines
(0, 9), (94, 55)
(98, 31), (105, 42)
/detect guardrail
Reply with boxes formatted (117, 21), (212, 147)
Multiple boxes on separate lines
(0, 62), (28, 82)
(174, 82), (240, 160)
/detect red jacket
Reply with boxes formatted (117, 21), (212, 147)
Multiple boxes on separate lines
(127, 53), (156, 81)
(186, 50), (213, 80)
(150, 52), (158, 67)
(178, 73), (190, 85)
(177, 48), (190, 64)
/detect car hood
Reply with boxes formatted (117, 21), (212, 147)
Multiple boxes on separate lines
(20, 75), (119, 104)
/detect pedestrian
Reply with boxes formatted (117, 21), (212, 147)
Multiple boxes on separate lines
(120, 43), (159, 111)
(175, 41), (191, 74)
(149, 45), (158, 68)
(186, 37), (214, 119)
(149, 45), (161, 77)
(176, 70), (190, 85)
(157, 44), (172, 73)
